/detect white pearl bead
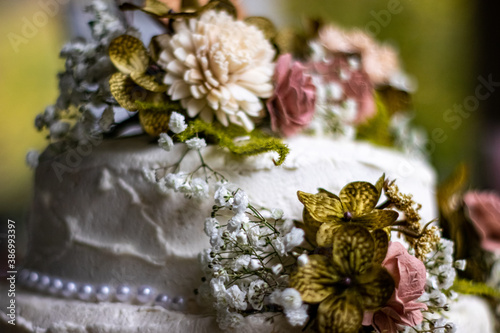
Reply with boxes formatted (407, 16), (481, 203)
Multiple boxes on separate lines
(115, 285), (131, 302)
(171, 296), (186, 311)
(48, 278), (63, 294)
(136, 286), (155, 304)
(36, 275), (51, 291)
(27, 272), (39, 287)
(18, 270), (30, 283)
(96, 285), (112, 302)
(154, 294), (171, 309)
(62, 281), (78, 298)
(77, 284), (94, 301)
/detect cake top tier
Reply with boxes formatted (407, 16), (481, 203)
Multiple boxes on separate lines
(29, 0), (424, 169)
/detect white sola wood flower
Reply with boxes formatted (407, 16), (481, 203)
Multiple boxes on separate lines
(157, 10), (275, 131)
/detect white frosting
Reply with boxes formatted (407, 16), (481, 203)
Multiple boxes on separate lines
(2, 292), (306, 333)
(24, 135), (437, 303)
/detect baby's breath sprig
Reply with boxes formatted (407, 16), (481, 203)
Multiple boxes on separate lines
(199, 185), (309, 330)
(411, 238), (460, 333)
(144, 112), (227, 199)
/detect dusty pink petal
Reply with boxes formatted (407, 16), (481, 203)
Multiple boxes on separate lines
(365, 242), (427, 332)
(267, 54), (316, 137)
(372, 310), (399, 333)
(464, 191), (500, 252)
(356, 86), (376, 123)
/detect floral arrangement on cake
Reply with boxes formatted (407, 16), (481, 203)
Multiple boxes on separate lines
(26, 1), (500, 333)
(29, 0), (424, 167)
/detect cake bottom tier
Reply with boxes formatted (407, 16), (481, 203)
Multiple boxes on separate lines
(0, 291), (495, 333)
(0, 291), (304, 333)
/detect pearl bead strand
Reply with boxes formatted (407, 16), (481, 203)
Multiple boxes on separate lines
(18, 269), (187, 311)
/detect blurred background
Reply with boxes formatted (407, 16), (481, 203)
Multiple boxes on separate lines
(0, 0), (499, 260)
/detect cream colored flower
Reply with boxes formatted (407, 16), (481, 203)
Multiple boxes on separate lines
(318, 25), (400, 85)
(157, 10), (275, 131)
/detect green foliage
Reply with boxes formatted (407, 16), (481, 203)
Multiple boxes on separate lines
(356, 93), (393, 147)
(177, 119), (289, 166)
(452, 278), (500, 299)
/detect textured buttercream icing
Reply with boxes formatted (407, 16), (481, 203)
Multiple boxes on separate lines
(23, 135), (437, 303)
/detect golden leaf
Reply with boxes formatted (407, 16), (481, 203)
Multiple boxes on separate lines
(244, 16), (277, 40)
(297, 191), (344, 224)
(317, 294), (363, 333)
(130, 72), (167, 92)
(339, 182), (379, 216)
(375, 173), (385, 200)
(109, 73), (139, 111)
(316, 223), (341, 248)
(317, 188), (340, 199)
(355, 266), (395, 310)
(290, 255), (341, 304)
(437, 163), (468, 216)
(371, 229), (389, 265)
(353, 210), (399, 229)
(139, 108), (170, 137)
(117, 0), (171, 18)
(302, 210), (322, 246)
(109, 35), (149, 75)
(332, 226), (374, 276)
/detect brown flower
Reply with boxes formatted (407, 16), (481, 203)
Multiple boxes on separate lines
(267, 54), (316, 137)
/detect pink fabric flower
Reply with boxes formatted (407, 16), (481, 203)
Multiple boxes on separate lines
(318, 25), (400, 86)
(307, 55), (375, 124)
(267, 54), (316, 137)
(363, 242), (427, 333)
(464, 191), (500, 252)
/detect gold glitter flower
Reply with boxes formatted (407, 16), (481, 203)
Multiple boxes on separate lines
(290, 225), (394, 333)
(297, 175), (398, 247)
(108, 35), (174, 136)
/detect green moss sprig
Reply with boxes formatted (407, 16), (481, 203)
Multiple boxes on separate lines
(177, 119), (290, 166)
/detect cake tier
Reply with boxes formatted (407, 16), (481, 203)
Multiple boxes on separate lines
(0, 291), (494, 333)
(23, 135), (437, 307)
(0, 291), (304, 333)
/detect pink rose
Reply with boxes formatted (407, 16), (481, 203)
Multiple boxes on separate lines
(363, 242), (427, 333)
(464, 191), (500, 252)
(267, 54), (316, 137)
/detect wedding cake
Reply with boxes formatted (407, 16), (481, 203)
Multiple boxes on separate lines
(1, 1), (497, 332)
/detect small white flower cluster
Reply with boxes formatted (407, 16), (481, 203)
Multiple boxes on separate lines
(145, 170), (210, 200)
(25, 150), (40, 169)
(150, 112), (216, 199)
(390, 112), (428, 157)
(185, 137), (207, 150)
(308, 75), (357, 139)
(199, 184), (307, 329)
(269, 288), (309, 326)
(416, 238), (460, 332)
(168, 112), (188, 134)
(158, 112), (187, 152)
(33, 0), (137, 149)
